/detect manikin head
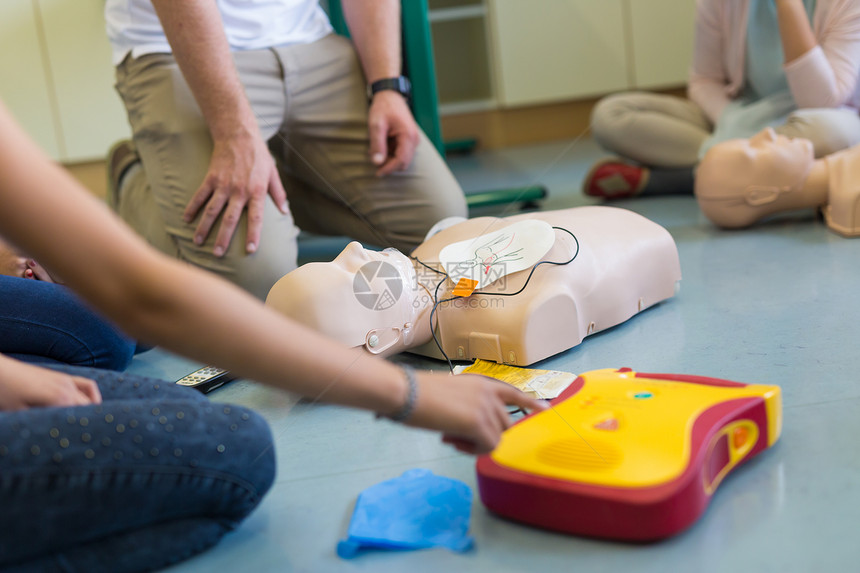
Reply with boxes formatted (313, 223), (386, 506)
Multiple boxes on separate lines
(695, 128), (816, 228)
(265, 242), (430, 356)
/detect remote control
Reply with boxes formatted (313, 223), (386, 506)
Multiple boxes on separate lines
(175, 366), (237, 393)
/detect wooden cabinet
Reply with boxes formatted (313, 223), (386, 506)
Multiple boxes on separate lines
(2, 0), (696, 160)
(488, 0), (630, 107)
(429, 1), (496, 114)
(431, 0), (696, 112)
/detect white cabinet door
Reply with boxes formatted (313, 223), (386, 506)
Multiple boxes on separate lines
(38, 0), (130, 162)
(628, 0), (696, 89)
(0, 0), (61, 158)
(488, 0), (629, 107)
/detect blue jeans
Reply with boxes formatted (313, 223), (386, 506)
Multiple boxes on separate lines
(0, 366), (276, 572)
(0, 275), (137, 370)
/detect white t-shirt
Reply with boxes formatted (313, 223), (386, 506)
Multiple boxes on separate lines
(105, 0), (333, 65)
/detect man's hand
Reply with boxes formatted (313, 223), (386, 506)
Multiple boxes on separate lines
(149, 1), (289, 258)
(407, 372), (548, 455)
(0, 355), (102, 411)
(183, 132), (288, 257)
(339, 0), (414, 175)
(369, 91), (421, 177)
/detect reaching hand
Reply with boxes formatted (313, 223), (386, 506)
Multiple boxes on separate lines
(368, 91), (421, 177)
(0, 355), (102, 411)
(0, 238), (55, 281)
(407, 372), (548, 455)
(183, 133), (289, 257)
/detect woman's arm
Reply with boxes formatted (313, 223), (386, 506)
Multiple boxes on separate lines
(688, 0), (731, 124)
(775, 0), (817, 63)
(0, 102), (540, 453)
(779, 0), (860, 108)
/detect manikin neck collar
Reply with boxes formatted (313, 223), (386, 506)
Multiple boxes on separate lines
(363, 249), (422, 355)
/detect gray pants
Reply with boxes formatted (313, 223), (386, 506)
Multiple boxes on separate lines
(114, 34), (467, 299)
(591, 91), (860, 168)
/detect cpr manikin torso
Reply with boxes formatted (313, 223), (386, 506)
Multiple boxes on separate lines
(266, 206), (682, 366)
(695, 127), (860, 236)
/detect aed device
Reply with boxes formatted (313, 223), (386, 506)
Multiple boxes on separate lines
(476, 368), (782, 541)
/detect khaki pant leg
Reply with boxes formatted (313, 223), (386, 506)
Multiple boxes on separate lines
(114, 51), (299, 300)
(590, 91), (712, 168)
(776, 108), (860, 158)
(114, 165), (177, 259)
(271, 34), (467, 253)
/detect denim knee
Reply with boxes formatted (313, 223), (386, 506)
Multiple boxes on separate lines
(0, 277), (136, 370)
(0, 374), (276, 570)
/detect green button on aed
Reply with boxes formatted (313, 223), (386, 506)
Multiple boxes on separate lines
(633, 392), (653, 399)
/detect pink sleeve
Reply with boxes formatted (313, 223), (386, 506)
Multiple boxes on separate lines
(687, 0), (730, 123)
(785, 2), (860, 108)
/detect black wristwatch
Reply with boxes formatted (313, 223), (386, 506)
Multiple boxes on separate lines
(367, 76), (412, 105)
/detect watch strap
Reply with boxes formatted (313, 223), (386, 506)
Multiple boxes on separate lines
(367, 76), (412, 103)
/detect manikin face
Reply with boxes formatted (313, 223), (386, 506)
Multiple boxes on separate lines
(698, 128), (814, 197)
(695, 128), (816, 227)
(265, 242), (421, 349)
(732, 127), (813, 175)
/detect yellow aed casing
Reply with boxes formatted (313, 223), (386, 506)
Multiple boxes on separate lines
(476, 368), (782, 541)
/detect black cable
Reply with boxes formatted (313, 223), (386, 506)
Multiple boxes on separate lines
(411, 251), (455, 369)
(429, 274), (456, 372)
(417, 226), (580, 373)
(410, 255), (446, 277)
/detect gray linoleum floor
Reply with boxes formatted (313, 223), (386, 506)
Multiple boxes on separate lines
(134, 136), (860, 572)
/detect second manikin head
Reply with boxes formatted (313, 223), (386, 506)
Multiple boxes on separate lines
(695, 128), (816, 228)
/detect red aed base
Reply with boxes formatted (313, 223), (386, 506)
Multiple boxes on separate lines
(475, 371), (774, 542)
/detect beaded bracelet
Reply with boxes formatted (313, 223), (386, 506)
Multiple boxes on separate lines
(380, 365), (418, 423)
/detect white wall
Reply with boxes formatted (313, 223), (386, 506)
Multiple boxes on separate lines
(0, 0), (129, 163)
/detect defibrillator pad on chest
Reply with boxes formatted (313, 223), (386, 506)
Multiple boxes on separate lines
(439, 220), (555, 292)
